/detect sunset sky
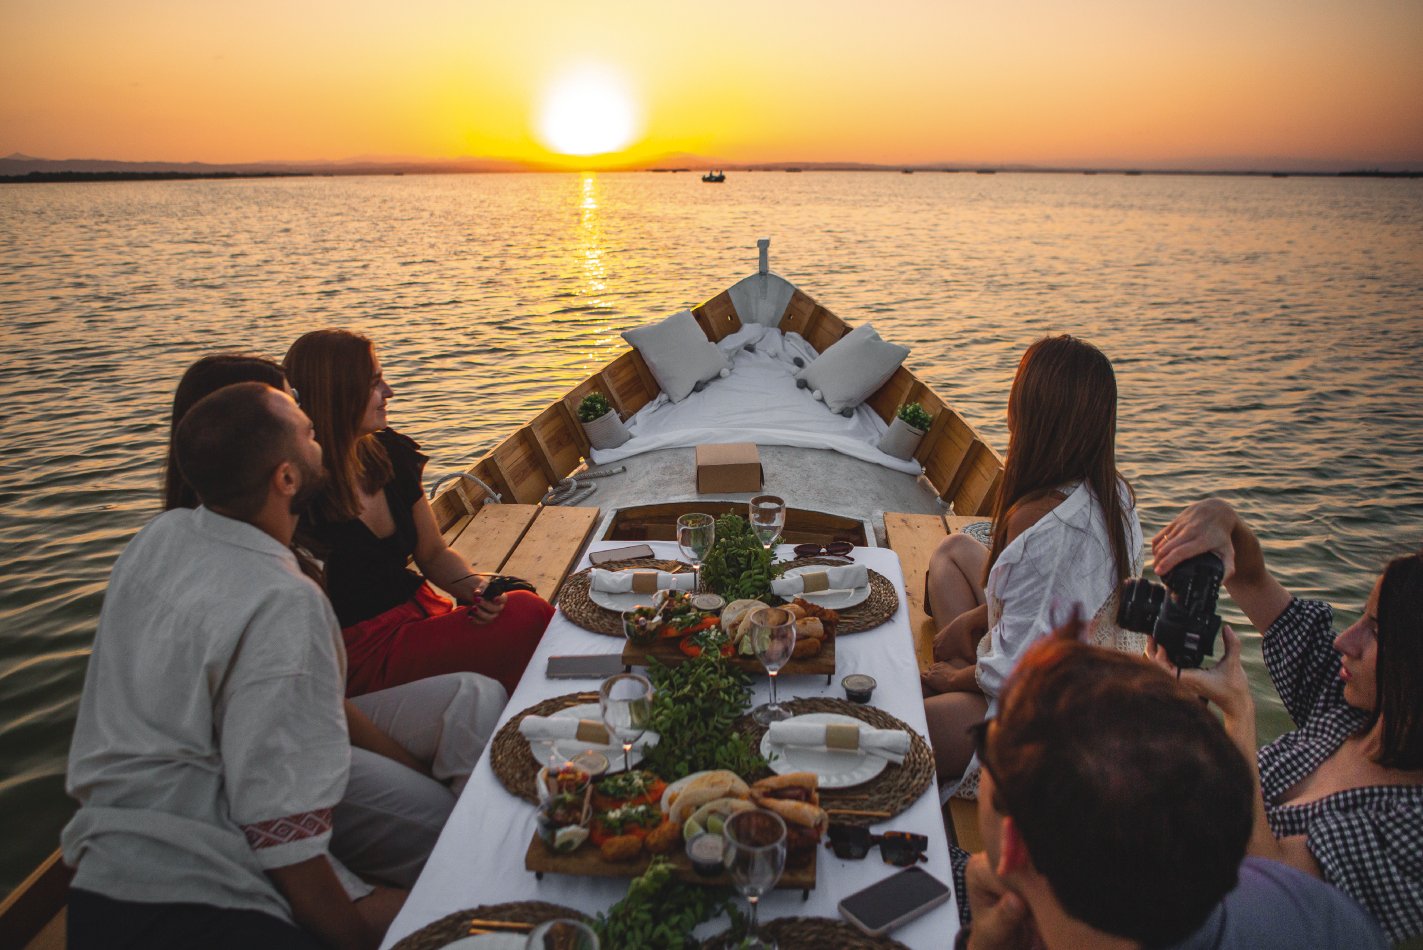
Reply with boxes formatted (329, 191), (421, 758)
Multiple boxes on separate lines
(3, 0), (1421, 169)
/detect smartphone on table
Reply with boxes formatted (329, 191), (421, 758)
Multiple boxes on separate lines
(546, 654), (627, 679)
(838, 866), (953, 936)
(588, 544), (656, 566)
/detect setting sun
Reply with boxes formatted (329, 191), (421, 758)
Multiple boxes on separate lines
(535, 66), (640, 157)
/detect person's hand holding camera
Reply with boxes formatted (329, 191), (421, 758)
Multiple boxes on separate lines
(1152, 624), (1257, 756)
(1152, 498), (1240, 579)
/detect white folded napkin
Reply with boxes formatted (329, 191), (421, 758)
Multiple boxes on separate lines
(771, 564), (869, 597)
(518, 715), (612, 745)
(590, 568), (696, 594)
(767, 720), (910, 765)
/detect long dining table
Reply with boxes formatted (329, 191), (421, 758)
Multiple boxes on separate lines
(380, 541), (961, 949)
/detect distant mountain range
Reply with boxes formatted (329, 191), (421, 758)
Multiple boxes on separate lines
(3, 151), (1418, 181)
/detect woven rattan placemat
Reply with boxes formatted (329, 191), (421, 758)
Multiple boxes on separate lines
(734, 697), (934, 826)
(490, 691), (602, 803)
(390, 901), (590, 950)
(778, 557), (899, 634)
(559, 559), (692, 637)
(702, 916), (911, 950)
(562, 557), (899, 639)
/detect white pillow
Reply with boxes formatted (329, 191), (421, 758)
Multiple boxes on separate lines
(795, 323), (909, 414)
(622, 310), (731, 403)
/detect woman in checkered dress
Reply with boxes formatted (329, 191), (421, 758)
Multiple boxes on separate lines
(1152, 499), (1422, 944)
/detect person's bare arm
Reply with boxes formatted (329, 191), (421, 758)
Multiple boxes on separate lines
(345, 701), (429, 776)
(408, 495), (504, 622)
(1152, 499), (1292, 631)
(933, 603), (990, 665)
(1150, 626), (1322, 879)
(266, 856), (379, 950)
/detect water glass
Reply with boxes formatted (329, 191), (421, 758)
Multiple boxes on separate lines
(676, 513), (715, 591)
(748, 495), (786, 551)
(598, 672), (653, 772)
(749, 606), (796, 725)
(526, 919), (599, 949)
(723, 809), (788, 950)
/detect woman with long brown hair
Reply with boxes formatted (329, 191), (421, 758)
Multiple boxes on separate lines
(159, 352), (510, 888)
(1153, 500), (1422, 943)
(921, 334), (1142, 779)
(284, 329), (554, 697)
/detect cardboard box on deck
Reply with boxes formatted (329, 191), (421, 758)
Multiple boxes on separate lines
(695, 443), (763, 493)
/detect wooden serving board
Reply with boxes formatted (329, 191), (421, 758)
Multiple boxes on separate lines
(524, 834), (816, 891)
(619, 636), (835, 678)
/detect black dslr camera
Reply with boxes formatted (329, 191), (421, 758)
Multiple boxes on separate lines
(1117, 553), (1225, 669)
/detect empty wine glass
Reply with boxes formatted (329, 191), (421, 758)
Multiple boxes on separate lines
(748, 495), (786, 552)
(723, 809), (787, 950)
(676, 512), (715, 591)
(749, 606), (796, 725)
(598, 672), (653, 772)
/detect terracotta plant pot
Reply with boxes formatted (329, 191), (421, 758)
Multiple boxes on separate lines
(582, 409), (631, 450)
(877, 416), (925, 460)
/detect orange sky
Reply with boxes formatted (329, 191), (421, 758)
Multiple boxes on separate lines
(2, 0), (1421, 168)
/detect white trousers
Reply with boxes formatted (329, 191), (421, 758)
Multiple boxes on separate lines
(330, 672), (507, 887)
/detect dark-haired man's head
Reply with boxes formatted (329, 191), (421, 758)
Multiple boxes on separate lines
(976, 633), (1255, 946)
(174, 382), (325, 526)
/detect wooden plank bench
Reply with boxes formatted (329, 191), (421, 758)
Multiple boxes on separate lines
(0, 849), (70, 950)
(883, 510), (989, 855)
(442, 503), (600, 604)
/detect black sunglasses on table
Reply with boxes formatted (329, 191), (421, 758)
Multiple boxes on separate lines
(792, 541), (855, 560)
(825, 823), (929, 866)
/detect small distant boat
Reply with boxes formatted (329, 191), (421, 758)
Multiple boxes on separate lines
(702, 170), (726, 183)
(902, 169), (914, 174)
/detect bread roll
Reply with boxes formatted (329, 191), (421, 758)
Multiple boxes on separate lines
(794, 618), (824, 640)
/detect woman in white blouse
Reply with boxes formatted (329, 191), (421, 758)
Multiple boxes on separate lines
(921, 335), (1142, 779)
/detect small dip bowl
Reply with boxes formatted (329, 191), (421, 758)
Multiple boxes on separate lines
(841, 674), (877, 704)
(686, 832), (726, 877)
(691, 593), (725, 612)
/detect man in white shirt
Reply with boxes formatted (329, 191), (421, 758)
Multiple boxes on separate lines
(63, 382), (400, 950)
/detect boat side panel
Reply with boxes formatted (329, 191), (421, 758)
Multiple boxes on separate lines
(691, 290), (742, 342)
(490, 428), (560, 505)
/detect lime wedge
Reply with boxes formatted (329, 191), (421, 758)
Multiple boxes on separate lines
(554, 825), (589, 853)
(683, 817), (704, 840)
(706, 814), (726, 836)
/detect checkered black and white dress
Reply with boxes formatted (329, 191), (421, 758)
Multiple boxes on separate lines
(1258, 599), (1423, 944)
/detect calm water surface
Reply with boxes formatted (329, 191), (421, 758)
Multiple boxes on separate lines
(2, 172), (1421, 894)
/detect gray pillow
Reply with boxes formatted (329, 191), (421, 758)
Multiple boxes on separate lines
(795, 323), (909, 414)
(621, 310), (731, 403)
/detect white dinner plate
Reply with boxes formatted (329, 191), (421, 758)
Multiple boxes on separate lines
(760, 712), (888, 789)
(525, 702), (658, 770)
(779, 565), (870, 610)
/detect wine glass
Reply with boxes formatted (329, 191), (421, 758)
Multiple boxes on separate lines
(598, 672), (653, 773)
(723, 809), (787, 950)
(526, 919), (599, 949)
(748, 495), (786, 552)
(749, 606), (796, 725)
(676, 512), (715, 591)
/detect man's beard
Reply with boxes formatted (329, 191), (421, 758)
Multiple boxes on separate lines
(290, 455), (329, 514)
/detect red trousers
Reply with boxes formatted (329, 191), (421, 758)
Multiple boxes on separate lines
(342, 583), (554, 697)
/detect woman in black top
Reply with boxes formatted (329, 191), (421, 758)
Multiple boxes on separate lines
(285, 329), (553, 696)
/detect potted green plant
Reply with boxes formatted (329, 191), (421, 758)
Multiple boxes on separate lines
(878, 401), (933, 460)
(577, 392), (630, 450)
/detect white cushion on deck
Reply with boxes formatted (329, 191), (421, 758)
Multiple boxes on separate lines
(795, 323), (909, 414)
(621, 310), (730, 403)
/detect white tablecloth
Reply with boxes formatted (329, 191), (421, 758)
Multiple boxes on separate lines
(380, 542), (960, 949)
